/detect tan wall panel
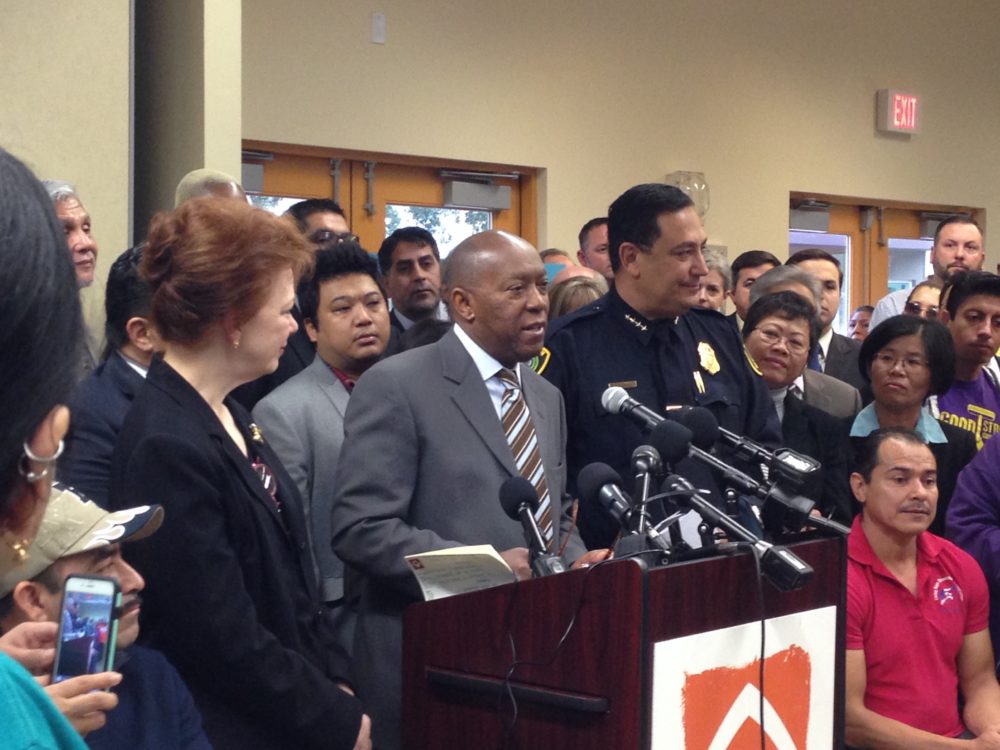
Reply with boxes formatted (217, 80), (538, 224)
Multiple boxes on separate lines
(0, 1), (131, 339)
(242, 0), (1000, 263)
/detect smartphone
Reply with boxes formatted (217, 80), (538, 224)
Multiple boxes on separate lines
(52, 575), (121, 683)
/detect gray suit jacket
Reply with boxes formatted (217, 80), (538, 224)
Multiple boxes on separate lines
(802, 368), (863, 419)
(253, 355), (349, 603)
(330, 329), (585, 750)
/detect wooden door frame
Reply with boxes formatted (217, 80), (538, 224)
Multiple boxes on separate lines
(243, 139), (540, 246)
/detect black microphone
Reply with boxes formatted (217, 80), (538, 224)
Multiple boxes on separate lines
(499, 477), (566, 577)
(577, 463), (636, 528)
(577, 463), (671, 556)
(661, 475), (813, 591)
(650, 420), (765, 498)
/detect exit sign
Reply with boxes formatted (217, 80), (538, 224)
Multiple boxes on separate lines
(877, 89), (920, 133)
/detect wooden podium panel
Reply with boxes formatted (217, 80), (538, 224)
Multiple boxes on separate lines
(402, 537), (845, 749)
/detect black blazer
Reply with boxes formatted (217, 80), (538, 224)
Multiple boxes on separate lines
(110, 359), (363, 750)
(824, 332), (866, 392)
(845, 418), (976, 536)
(782, 394), (853, 525)
(59, 352), (145, 506)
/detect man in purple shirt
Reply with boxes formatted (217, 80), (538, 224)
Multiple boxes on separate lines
(932, 271), (1000, 450)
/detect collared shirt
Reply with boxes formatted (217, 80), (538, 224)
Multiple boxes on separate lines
(391, 302), (447, 331)
(846, 515), (988, 738)
(849, 402), (948, 443)
(453, 324), (520, 419)
(322, 361), (357, 393)
(119, 351), (149, 379)
(817, 327), (834, 371)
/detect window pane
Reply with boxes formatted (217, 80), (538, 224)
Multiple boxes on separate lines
(248, 194), (303, 216)
(385, 204), (492, 258)
(789, 230), (851, 335)
(887, 238), (933, 293)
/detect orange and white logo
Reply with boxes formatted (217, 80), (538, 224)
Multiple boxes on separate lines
(652, 607), (835, 750)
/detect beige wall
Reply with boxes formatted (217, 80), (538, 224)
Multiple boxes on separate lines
(0, 1), (132, 337)
(242, 0), (1000, 261)
(135, 0), (242, 244)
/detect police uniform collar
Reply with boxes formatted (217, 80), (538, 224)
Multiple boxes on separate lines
(608, 288), (678, 345)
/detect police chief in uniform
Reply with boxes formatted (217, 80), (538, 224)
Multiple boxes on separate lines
(542, 183), (781, 549)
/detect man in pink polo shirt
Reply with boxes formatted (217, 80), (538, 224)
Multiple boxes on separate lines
(846, 427), (1000, 749)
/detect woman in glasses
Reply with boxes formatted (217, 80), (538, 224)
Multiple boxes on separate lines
(109, 199), (370, 750)
(849, 314), (975, 533)
(903, 278), (944, 320)
(742, 292), (853, 523)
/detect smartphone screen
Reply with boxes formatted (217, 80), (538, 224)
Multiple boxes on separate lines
(52, 575), (121, 683)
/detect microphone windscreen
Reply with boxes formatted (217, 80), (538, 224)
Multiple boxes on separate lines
(649, 420), (694, 464)
(669, 406), (719, 450)
(499, 476), (538, 520)
(600, 386), (629, 415)
(576, 462), (623, 505)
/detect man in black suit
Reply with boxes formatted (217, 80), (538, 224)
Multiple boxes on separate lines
(378, 227), (446, 334)
(59, 246), (155, 506)
(787, 248), (865, 391)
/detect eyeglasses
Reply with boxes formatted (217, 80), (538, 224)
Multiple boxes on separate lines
(904, 301), (939, 319)
(873, 352), (928, 371)
(753, 326), (809, 355)
(308, 230), (360, 246)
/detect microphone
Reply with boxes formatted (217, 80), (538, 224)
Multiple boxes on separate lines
(651, 421), (849, 537)
(577, 463), (636, 529)
(661, 475), (813, 592)
(577, 463), (672, 556)
(631, 445), (662, 475)
(602, 386), (664, 431)
(499, 477), (566, 577)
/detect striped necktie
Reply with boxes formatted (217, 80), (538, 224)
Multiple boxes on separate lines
(499, 368), (554, 550)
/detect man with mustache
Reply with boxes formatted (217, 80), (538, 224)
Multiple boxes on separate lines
(869, 216), (984, 330)
(0, 485), (212, 749)
(845, 428), (1000, 748)
(378, 227), (447, 335)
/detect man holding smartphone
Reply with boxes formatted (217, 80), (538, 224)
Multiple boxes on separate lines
(0, 484), (211, 749)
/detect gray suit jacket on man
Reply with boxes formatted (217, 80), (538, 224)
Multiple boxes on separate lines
(802, 368), (862, 419)
(331, 329), (586, 750)
(253, 355), (349, 604)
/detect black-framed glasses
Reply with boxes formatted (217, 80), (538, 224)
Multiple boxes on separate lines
(309, 230), (360, 247)
(904, 301), (939, 319)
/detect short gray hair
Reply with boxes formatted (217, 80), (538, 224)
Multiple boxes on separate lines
(41, 180), (78, 204)
(703, 247), (732, 292)
(749, 264), (821, 308)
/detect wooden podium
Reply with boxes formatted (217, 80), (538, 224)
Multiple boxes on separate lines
(401, 536), (846, 749)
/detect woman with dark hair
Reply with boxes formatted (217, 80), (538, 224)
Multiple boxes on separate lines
(110, 198), (370, 750)
(0, 149), (119, 746)
(903, 278), (943, 320)
(849, 314), (976, 533)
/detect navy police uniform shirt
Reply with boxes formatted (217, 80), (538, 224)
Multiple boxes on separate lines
(541, 288), (781, 549)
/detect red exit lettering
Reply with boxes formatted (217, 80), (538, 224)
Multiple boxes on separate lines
(892, 94), (917, 130)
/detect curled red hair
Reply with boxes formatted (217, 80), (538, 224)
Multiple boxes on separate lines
(142, 198), (313, 344)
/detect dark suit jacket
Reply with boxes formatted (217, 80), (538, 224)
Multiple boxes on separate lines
(109, 359), (363, 750)
(59, 352), (145, 506)
(781, 393), (853, 524)
(823, 331), (865, 392)
(331, 329), (586, 750)
(230, 306), (315, 410)
(846, 418), (976, 536)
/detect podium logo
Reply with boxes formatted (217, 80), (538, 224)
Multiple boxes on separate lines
(681, 645), (810, 750)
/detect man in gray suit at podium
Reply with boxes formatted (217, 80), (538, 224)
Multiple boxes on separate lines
(331, 231), (596, 750)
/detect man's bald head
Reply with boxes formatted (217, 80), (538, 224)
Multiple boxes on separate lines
(443, 231), (537, 291)
(174, 169), (247, 207)
(444, 231), (549, 367)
